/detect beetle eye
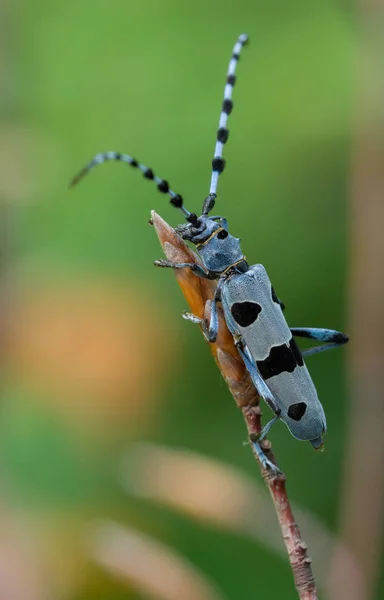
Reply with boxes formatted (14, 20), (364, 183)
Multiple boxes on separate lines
(217, 229), (229, 239)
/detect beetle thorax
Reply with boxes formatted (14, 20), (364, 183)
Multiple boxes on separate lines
(198, 232), (244, 273)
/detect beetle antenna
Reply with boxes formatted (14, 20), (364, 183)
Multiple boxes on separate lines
(70, 151), (192, 219)
(208, 33), (249, 200)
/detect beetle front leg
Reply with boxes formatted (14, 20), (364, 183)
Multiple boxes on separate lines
(154, 259), (215, 280)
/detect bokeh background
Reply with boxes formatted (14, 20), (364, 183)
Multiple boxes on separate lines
(1, 1), (383, 599)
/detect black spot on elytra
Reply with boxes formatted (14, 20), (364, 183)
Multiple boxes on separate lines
(227, 74), (236, 86)
(231, 301), (262, 327)
(130, 158), (138, 167)
(287, 402), (307, 421)
(217, 229), (228, 239)
(257, 343), (297, 380)
(289, 337), (304, 366)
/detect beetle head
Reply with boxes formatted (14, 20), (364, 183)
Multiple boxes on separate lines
(173, 193), (224, 243)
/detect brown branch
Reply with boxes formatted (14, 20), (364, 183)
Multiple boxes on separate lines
(151, 211), (318, 600)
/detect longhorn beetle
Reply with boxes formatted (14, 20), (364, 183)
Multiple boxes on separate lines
(71, 33), (348, 471)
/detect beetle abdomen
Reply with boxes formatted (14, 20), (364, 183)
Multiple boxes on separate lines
(222, 264), (326, 442)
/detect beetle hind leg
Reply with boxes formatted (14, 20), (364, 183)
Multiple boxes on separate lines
(249, 416), (282, 473)
(251, 442), (281, 473)
(233, 338), (282, 473)
(291, 327), (349, 358)
(254, 414), (280, 442)
(250, 437), (281, 474)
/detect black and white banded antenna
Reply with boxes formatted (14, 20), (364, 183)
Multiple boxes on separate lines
(70, 151), (192, 220)
(208, 33), (249, 200)
(70, 34), (249, 222)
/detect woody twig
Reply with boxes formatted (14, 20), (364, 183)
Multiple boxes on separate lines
(152, 211), (318, 600)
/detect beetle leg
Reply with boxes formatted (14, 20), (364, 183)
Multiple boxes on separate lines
(182, 280), (224, 343)
(291, 327), (349, 358)
(249, 434), (281, 473)
(235, 340), (282, 417)
(182, 311), (211, 342)
(154, 259), (215, 279)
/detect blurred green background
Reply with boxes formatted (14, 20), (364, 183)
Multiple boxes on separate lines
(1, 1), (382, 599)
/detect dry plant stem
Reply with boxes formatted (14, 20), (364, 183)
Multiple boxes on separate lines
(151, 211), (318, 600)
(328, 5), (384, 598)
